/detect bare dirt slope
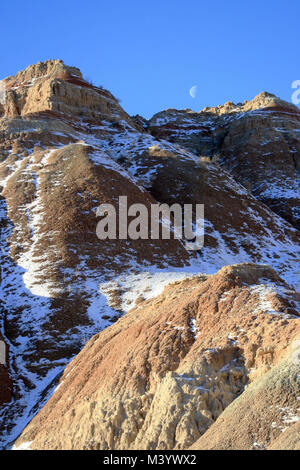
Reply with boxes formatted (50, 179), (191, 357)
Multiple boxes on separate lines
(14, 264), (300, 450)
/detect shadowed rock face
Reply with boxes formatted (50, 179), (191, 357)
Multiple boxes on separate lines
(190, 355), (300, 450)
(0, 60), (299, 449)
(14, 264), (300, 450)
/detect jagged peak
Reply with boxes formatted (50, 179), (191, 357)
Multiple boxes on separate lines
(200, 91), (299, 115)
(150, 91), (299, 122)
(0, 60), (136, 126)
(2, 59), (82, 85)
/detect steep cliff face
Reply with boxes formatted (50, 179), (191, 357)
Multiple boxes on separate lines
(14, 264), (300, 450)
(0, 60), (134, 125)
(0, 60), (299, 449)
(149, 92), (300, 230)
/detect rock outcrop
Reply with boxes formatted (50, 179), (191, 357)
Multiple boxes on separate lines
(190, 354), (300, 450)
(0, 60), (134, 125)
(14, 264), (300, 450)
(149, 92), (300, 230)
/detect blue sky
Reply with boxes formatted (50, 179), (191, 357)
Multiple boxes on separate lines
(0, 0), (299, 118)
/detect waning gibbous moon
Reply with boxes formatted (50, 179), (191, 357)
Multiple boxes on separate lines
(189, 85), (197, 98)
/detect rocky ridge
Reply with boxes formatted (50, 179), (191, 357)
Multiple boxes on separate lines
(14, 263), (300, 450)
(148, 92), (300, 230)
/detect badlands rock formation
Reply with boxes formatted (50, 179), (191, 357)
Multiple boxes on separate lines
(14, 264), (300, 450)
(149, 92), (300, 230)
(0, 60), (299, 449)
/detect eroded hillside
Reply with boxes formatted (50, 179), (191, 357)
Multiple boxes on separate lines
(14, 264), (300, 450)
(0, 60), (299, 449)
